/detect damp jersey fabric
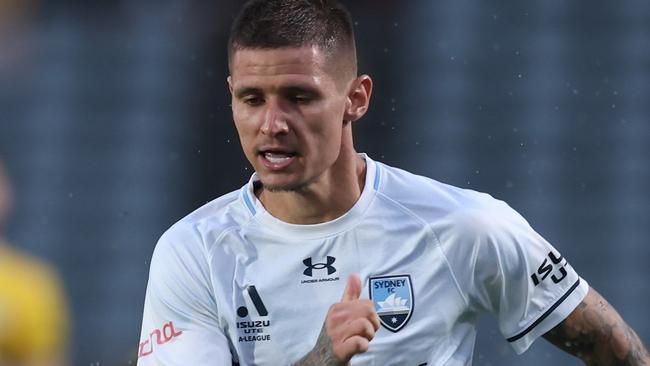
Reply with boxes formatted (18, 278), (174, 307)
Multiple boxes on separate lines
(137, 155), (588, 366)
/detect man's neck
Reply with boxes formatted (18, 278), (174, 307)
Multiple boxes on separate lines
(256, 152), (367, 225)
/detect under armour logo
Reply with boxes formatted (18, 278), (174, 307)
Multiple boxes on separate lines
(303, 256), (337, 277)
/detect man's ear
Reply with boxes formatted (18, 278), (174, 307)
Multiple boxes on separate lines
(343, 75), (373, 122)
(227, 76), (234, 95)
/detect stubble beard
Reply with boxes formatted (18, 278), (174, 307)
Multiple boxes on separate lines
(261, 180), (310, 193)
(260, 173), (320, 193)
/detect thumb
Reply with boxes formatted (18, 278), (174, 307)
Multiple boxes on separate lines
(341, 273), (362, 302)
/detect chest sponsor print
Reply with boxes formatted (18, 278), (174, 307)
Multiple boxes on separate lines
(369, 274), (414, 332)
(236, 285), (272, 343)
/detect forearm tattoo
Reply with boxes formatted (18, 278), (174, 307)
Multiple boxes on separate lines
(543, 288), (650, 366)
(294, 326), (343, 366)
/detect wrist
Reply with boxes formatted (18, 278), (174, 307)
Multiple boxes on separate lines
(294, 328), (345, 366)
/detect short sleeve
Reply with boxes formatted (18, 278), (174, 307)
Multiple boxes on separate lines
(438, 197), (589, 354)
(137, 224), (234, 365)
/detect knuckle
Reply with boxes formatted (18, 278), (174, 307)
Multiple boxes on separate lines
(354, 337), (369, 353)
(370, 313), (381, 330)
(328, 304), (345, 317)
(329, 303), (342, 313)
(351, 318), (375, 339)
(365, 322), (376, 339)
(361, 320), (375, 339)
(362, 299), (375, 307)
(361, 301), (377, 314)
(363, 303), (376, 315)
(328, 310), (346, 324)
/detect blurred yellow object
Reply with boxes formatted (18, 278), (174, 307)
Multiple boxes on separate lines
(0, 240), (69, 365)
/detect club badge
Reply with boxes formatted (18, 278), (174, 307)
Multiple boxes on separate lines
(369, 274), (413, 332)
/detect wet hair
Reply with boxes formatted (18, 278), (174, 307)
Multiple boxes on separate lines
(228, 0), (357, 73)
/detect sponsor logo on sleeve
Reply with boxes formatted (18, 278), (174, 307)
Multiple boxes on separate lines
(138, 321), (183, 358)
(530, 250), (569, 286)
(369, 274), (414, 332)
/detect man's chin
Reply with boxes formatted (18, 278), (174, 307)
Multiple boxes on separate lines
(259, 177), (309, 193)
(261, 182), (308, 193)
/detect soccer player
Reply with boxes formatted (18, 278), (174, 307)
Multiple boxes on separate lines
(137, 1), (650, 365)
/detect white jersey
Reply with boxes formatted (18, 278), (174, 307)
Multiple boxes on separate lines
(137, 155), (588, 366)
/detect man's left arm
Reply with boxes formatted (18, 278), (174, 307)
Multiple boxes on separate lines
(543, 287), (650, 366)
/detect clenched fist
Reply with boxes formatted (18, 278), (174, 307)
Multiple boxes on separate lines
(295, 274), (380, 366)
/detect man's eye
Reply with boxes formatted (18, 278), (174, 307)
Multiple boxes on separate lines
(292, 96), (311, 104)
(243, 97), (263, 106)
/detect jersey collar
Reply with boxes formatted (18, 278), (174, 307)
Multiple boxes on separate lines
(240, 154), (381, 240)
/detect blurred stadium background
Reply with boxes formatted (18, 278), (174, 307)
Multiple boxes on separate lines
(0, 0), (648, 365)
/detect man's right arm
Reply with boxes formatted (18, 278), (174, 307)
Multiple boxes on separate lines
(543, 287), (650, 365)
(137, 227), (233, 365)
(294, 274), (380, 366)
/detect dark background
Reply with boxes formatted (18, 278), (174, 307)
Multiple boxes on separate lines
(0, 0), (648, 365)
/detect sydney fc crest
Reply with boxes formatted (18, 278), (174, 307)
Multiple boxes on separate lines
(369, 274), (413, 332)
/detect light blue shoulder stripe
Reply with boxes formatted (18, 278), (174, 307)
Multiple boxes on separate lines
(373, 164), (382, 190)
(243, 186), (256, 215)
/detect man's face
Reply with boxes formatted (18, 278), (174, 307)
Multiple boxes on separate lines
(229, 45), (352, 191)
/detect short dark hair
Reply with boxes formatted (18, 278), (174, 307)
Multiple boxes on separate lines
(228, 0), (356, 71)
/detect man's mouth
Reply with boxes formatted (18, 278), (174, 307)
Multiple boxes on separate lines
(263, 151), (294, 164)
(259, 150), (297, 170)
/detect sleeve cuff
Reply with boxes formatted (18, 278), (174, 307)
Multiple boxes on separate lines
(506, 277), (589, 354)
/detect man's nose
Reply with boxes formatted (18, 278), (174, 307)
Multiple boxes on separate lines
(260, 103), (289, 136)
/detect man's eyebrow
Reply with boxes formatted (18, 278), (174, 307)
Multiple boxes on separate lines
(234, 85), (321, 98)
(280, 85), (320, 96)
(234, 87), (262, 98)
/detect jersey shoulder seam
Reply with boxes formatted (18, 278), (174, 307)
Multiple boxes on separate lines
(200, 224), (238, 333)
(374, 191), (471, 307)
(199, 211), (258, 328)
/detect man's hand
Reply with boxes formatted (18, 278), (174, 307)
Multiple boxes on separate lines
(295, 274), (380, 366)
